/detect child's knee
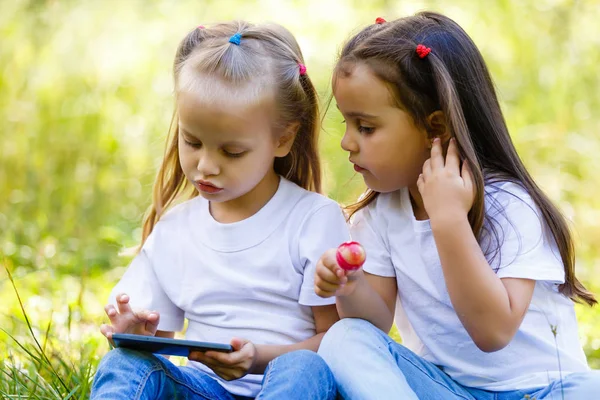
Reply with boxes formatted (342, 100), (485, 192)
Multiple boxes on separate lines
(269, 349), (328, 375)
(320, 318), (381, 351)
(327, 318), (379, 340)
(97, 348), (159, 374)
(318, 318), (387, 369)
(568, 371), (600, 395)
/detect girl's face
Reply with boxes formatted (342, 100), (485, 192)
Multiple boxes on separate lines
(334, 62), (431, 193)
(177, 89), (285, 216)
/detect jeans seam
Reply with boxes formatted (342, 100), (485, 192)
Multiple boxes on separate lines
(135, 359), (215, 400)
(261, 357), (276, 392)
(386, 340), (472, 400)
(161, 367), (216, 400)
(134, 363), (163, 400)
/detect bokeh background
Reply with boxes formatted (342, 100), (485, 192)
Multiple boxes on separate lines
(1, 0), (599, 397)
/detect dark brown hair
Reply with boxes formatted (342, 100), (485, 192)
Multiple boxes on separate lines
(339, 12), (595, 305)
(141, 21), (321, 245)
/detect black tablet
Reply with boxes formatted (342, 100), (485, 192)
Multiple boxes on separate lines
(112, 333), (233, 357)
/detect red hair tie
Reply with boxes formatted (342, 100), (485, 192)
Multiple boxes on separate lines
(298, 63), (307, 76)
(375, 17), (386, 24)
(416, 44), (431, 59)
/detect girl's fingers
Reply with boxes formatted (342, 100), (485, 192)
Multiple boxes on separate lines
(204, 350), (242, 366)
(134, 309), (159, 322)
(462, 160), (474, 195)
(429, 138), (444, 169)
(100, 323), (114, 338)
(315, 287), (338, 298)
(100, 324), (116, 347)
(105, 304), (116, 317)
(445, 138), (461, 173)
(105, 304), (122, 326)
(143, 312), (160, 334)
(317, 263), (344, 285)
(316, 278), (343, 293)
(422, 158), (432, 177)
(116, 293), (132, 315)
(321, 249), (340, 271)
(417, 173), (425, 194)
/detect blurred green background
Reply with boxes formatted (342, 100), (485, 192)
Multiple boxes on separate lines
(1, 0), (599, 397)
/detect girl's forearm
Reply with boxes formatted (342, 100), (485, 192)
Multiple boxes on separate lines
(252, 333), (324, 374)
(431, 215), (519, 351)
(336, 274), (395, 333)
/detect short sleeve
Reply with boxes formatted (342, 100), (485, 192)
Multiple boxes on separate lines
(484, 183), (564, 283)
(109, 230), (185, 331)
(351, 203), (396, 278)
(297, 203), (351, 306)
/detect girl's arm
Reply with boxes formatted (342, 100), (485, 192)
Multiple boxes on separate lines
(314, 249), (398, 333)
(190, 304), (340, 379)
(250, 304), (339, 373)
(336, 271), (398, 333)
(419, 139), (536, 352)
(432, 216), (535, 352)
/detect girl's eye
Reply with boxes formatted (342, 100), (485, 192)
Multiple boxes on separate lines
(358, 125), (375, 135)
(184, 139), (202, 148)
(224, 150), (246, 158)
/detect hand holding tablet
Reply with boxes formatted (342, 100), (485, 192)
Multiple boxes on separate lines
(112, 333), (233, 357)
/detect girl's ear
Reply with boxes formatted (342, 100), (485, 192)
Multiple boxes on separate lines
(275, 122), (300, 157)
(426, 111), (451, 144)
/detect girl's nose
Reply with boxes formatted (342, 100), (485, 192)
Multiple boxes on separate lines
(340, 130), (358, 153)
(196, 153), (219, 176)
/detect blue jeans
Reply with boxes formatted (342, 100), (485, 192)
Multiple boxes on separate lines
(318, 318), (600, 400)
(91, 348), (336, 400)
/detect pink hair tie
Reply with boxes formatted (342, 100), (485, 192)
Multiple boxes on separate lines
(375, 17), (386, 24)
(416, 44), (431, 59)
(298, 63), (307, 76)
(197, 25), (205, 29)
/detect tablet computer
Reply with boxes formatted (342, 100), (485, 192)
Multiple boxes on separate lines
(112, 333), (233, 357)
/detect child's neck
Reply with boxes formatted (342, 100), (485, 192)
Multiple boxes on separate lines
(408, 185), (429, 221)
(209, 171), (280, 224)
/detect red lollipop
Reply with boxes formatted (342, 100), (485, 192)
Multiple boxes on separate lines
(336, 241), (366, 271)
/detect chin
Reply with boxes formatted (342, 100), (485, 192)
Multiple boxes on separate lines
(363, 178), (401, 194)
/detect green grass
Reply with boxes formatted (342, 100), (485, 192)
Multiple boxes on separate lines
(1, 261), (104, 399)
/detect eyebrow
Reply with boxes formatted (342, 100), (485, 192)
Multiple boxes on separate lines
(335, 105), (378, 119)
(179, 129), (250, 147)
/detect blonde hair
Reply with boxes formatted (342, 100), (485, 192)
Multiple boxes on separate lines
(140, 21), (321, 246)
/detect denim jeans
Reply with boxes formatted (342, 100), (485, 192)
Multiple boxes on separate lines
(318, 318), (600, 400)
(91, 348), (336, 400)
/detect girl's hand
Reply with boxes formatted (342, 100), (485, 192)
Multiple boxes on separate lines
(189, 338), (257, 381)
(315, 249), (363, 298)
(417, 138), (475, 224)
(100, 293), (160, 345)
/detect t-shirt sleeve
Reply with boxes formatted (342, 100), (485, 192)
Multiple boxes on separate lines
(486, 184), (565, 283)
(297, 202), (351, 306)
(109, 230), (185, 332)
(351, 204), (396, 278)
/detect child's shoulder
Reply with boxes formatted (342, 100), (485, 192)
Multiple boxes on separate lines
(484, 180), (538, 218)
(282, 178), (343, 216)
(485, 179), (529, 200)
(155, 196), (206, 229)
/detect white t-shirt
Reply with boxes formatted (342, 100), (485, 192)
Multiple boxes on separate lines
(110, 177), (350, 397)
(353, 181), (589, 391)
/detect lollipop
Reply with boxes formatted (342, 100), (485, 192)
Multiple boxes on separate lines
(336, 241), (366, 271)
